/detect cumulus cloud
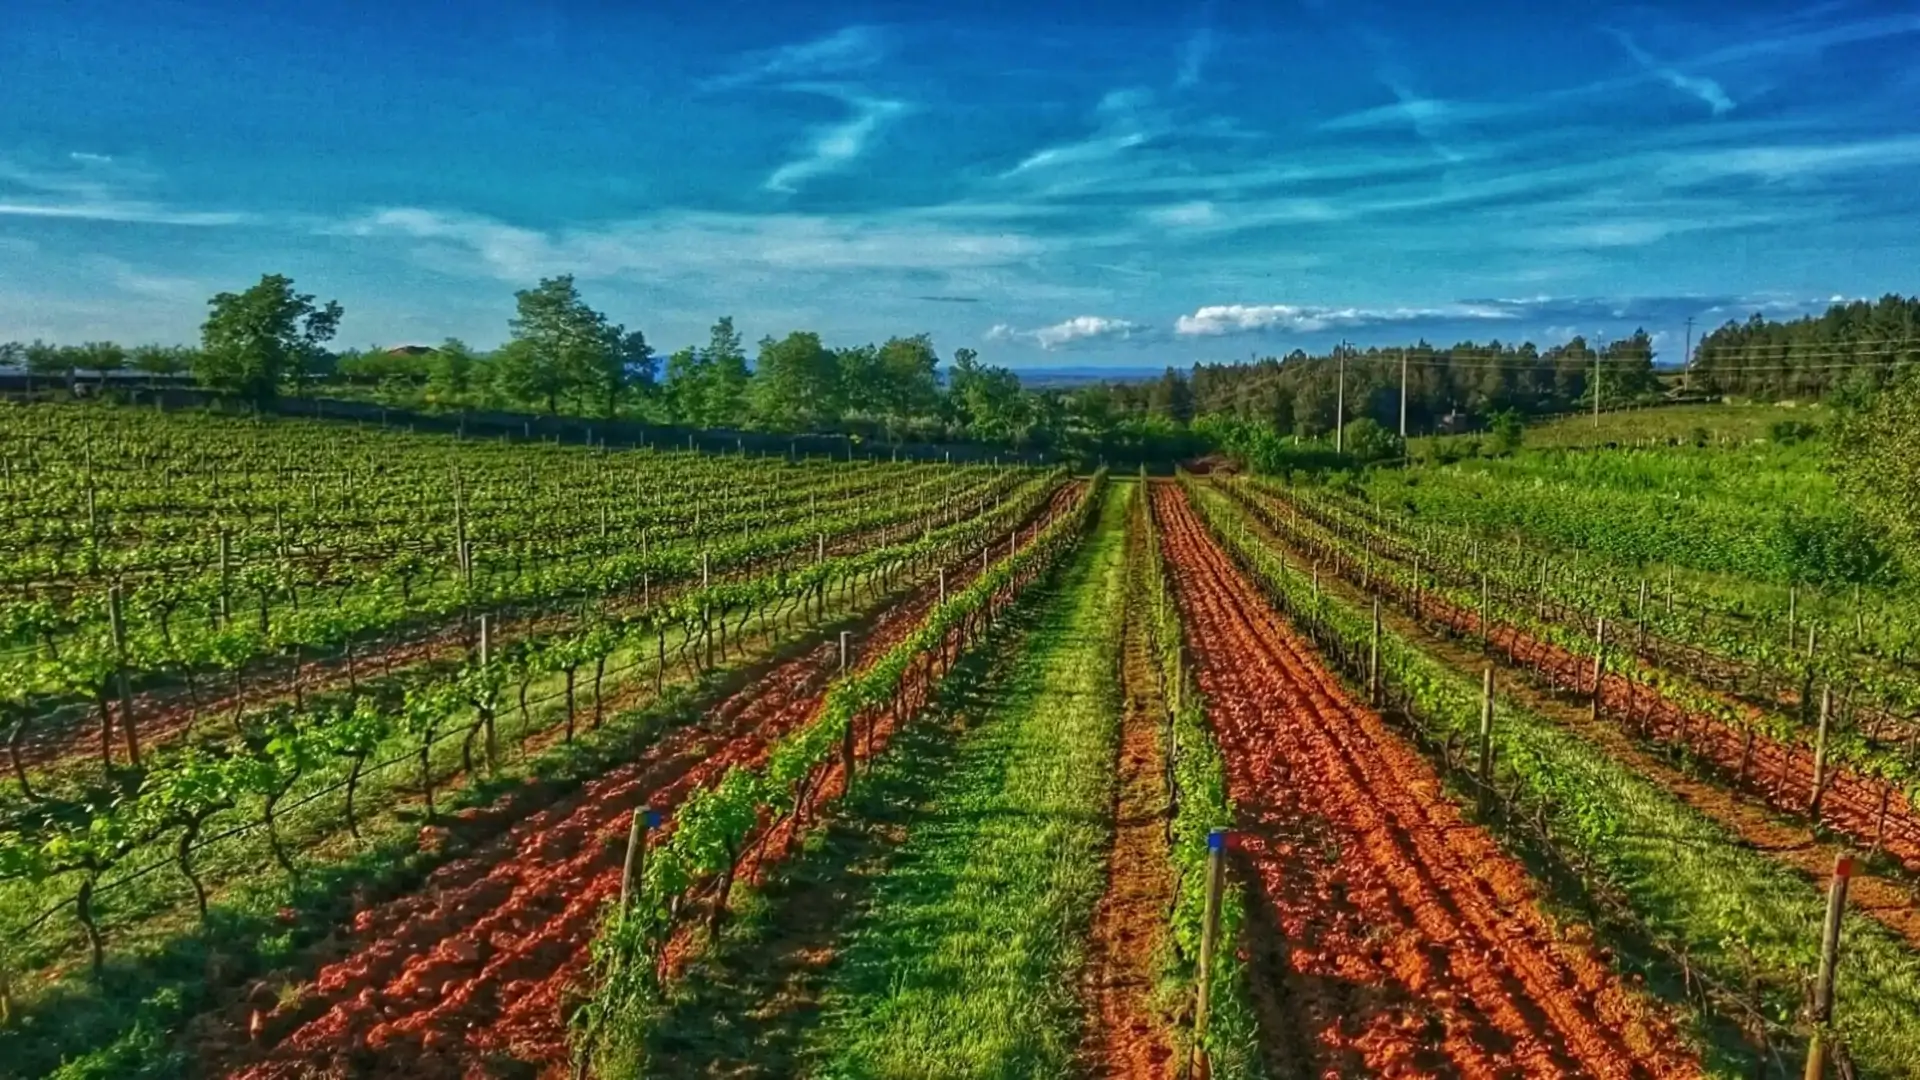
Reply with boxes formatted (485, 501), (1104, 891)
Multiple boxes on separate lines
(988, 315), (1146, 350)
(1174, 302), (1516, 336)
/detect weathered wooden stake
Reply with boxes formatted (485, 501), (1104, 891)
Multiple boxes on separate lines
(1803, 853), (1853, 1080)
(938, 568), (947, 605)
(1478, 667), (1496, 788)
(1810, 686), (1834, 818)
(108, 586), (138, 765)
(619, 808), (656, 907)
(1590, 617), (1607, 723)
(218, 529), (232, 626)
(1368, 597), (1382, 706)
(1193, 827), (1228, 1079)
(839, 631), (850, 675)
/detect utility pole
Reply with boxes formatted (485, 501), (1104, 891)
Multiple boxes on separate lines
(1682, 315), (1695, 393)
(1398, 348), (1409, 439)
(1591, 341), (1602, 427)
(1336, 341), (1347, 453)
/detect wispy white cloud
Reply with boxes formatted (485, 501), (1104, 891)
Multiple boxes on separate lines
(82, 256), (208, 303)
(1144, 201), (1219, 227)
(1000, 87), (1160, 180)
(1605, 28), (1734, 115)
(0, 201), (250, 226)
(1176, 24), (1215, 89)
(765, 88), (909, 193)
(342, 206), (1052, 283)
(988, 315), (1145, 349)
(1657, 134), (1920, 182)
(0, 156), (249, 226)
(703, 25), (889, 91)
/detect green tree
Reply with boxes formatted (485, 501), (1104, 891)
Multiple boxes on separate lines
(425, 338), (479, 404)
(751, 330), (841, 430)
(23, 340), (71, 390)
(1833, 368), (1920, 562)
(507, 275), (616, 414)
(197, 274), (343, 404)
(1147, 367), (1194, 423)
(618, 328), (658, 402)
(128, 344), (194, 390)
(699, 316), (751, 426)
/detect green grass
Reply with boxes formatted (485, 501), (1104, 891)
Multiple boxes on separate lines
(802, 485), (1131, 1079)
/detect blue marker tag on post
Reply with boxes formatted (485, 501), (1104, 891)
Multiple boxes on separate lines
(644, 809), (662, 829)
(1208, 829), (1227, 852)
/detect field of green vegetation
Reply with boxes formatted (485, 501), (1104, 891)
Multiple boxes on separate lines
(3, 396), (1918, 1080)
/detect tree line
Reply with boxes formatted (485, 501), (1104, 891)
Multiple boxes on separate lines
(6, 273), (1914, 465)
(1691, 293), (1920, 403)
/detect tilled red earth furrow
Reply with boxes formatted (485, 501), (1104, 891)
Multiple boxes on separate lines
(200, 484), (1080, 1080)
(1151, 485), (1696, 1080)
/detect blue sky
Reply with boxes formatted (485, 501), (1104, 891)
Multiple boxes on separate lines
(3, 0), (1917, 370)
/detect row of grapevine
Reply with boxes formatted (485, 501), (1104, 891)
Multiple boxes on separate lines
(1133, 478), (1261, 1078)
(1256, 479), (1920, 776)
(570, 471), (1107, 1076)
(1180, 476), (1920, 1078)
(0, 456), (1062, 990)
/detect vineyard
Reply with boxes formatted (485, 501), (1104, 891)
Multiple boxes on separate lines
(2, 400), (1915, 1079)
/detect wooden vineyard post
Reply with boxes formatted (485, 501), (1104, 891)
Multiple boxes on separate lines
(938, 568), (947, 605)
(1478, 667), (1496, 800)
(1636, 579), (1649, 652)
(1193, 827), (1228, 1080)
(1810, 687), (1834, 818)
(107, 585), (139, 766)
(1801, 626), (1819, 725)
(1666, 565), (1674, 615)
(1789, 586), (1799, 649)
(1479, 571), (1491, 652)
(1411, 552), (1422, 621)
(620, 808), (659, 907)
(1590, 617), (1607, 723)
(1368, 597), (1382, 706)
(840, 631), (850, 676)
(480, 615), (497, 769)
(218, 528), (232, 627)
(1804, 853), (1854, 1080)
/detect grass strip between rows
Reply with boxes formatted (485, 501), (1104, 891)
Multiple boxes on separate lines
(1184, 476), (1920, 1080)
(573, 473), (1108, 1076)
(795, 480), (1129, 1078)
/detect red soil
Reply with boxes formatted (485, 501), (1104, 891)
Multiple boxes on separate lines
(1078, 517), (1178, 1080)
(1151, 484), (1698, 1080)
(1413, 588), (1920, 876)
(197, 482), (1083, 1080)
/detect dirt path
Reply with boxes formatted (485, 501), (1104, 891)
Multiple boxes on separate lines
(1151, 484), (1697, 1080)
(1079, 505), (1177, 1080)
(194, 484), (1082, 1080)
